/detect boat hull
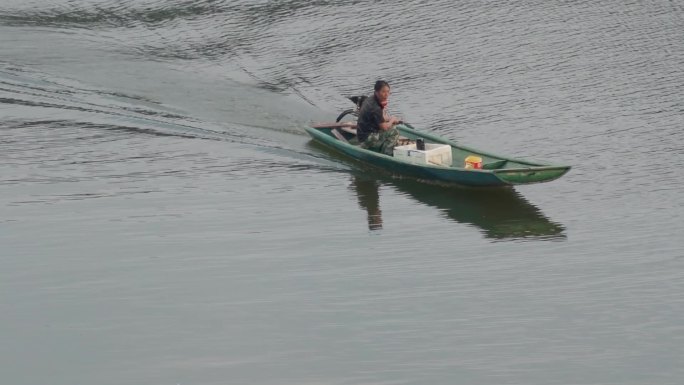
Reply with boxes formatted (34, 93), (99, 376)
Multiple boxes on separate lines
(305, 124), (570, 187)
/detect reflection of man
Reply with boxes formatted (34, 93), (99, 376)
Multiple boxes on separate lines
(350, 176), (383, 230)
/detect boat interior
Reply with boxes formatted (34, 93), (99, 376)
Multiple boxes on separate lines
(318, 124), (533, 171)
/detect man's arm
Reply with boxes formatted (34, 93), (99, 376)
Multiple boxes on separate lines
(378, 116), (400, 131)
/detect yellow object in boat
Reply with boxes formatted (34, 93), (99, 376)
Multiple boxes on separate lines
(465, 155), (483, 169)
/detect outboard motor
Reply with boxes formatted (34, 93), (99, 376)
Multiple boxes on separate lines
(335, 95), (368, 122)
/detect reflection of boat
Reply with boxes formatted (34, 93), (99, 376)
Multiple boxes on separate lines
(387, 177), (564, 240)
(353, 173), (565, 240)
(308, 141), (565, 240)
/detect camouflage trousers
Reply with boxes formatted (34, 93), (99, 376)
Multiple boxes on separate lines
(360, 128), (400, 155)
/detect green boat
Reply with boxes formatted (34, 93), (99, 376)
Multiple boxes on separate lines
(305, 122), (570, 187)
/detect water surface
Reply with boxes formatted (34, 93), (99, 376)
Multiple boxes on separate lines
(1, 1), (683, 384)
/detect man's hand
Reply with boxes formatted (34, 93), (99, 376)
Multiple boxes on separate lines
(380, 116), (401, 131)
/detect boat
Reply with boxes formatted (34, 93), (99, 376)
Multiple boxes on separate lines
(305, 120), (570, 187)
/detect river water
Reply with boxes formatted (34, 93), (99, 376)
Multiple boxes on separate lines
(1, 1), (683, 384)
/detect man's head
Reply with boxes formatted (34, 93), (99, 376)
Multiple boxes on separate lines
(374, 80), (391, 105)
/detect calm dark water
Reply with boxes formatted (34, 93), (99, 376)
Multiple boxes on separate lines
(1, 1), (683, 384)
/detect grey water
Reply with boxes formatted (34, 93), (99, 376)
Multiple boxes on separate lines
(1, 1), (683, 384)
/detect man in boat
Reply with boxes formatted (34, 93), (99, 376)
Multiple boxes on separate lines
(357, 80), (401, 155)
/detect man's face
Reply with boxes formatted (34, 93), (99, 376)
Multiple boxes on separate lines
(375, 86), (390, 103)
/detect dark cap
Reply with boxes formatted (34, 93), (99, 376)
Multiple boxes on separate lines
(374, 80), (390, 92)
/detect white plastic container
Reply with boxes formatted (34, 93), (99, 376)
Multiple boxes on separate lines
(393, 143), (453, 166)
